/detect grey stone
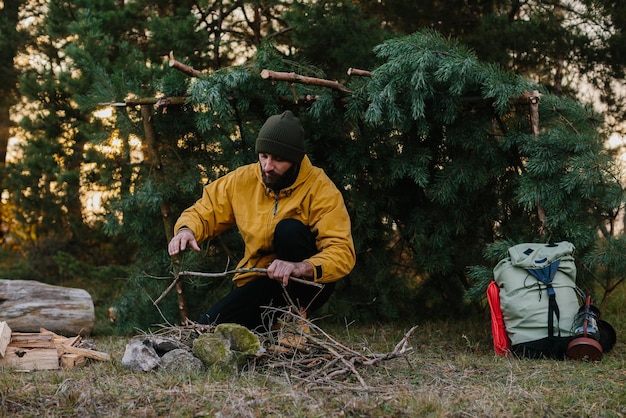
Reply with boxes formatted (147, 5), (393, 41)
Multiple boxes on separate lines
(160, 348), (204, 373)
(121, 338), (161, 372)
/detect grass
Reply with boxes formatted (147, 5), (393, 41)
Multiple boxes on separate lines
(1, 316), (624, 417)
(1, 245), (625, 417)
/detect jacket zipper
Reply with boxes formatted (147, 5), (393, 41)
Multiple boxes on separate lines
(271, 188), (292, 215)
(273, 192), (279, 215)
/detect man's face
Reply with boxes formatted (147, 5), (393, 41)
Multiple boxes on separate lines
(259, 153), (294, 188)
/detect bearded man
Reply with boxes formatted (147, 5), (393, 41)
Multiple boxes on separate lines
(168, 110), (356, 330)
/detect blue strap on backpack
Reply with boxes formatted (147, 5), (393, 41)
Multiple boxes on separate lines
(527, 258), (562, 348)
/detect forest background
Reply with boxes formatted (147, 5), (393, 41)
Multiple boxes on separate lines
(0, 0), (625, 334)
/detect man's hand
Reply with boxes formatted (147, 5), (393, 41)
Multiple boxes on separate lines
(168, 228), (201, 255)
(266, 259), (314, 286)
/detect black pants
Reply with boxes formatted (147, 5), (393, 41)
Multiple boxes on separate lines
(197, 219), (335, 330)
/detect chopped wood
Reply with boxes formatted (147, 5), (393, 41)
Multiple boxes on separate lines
(9, 333), (54, 348)
(61, 353), (88, 369)
(0, 347), (60, 371)
(39, 327), (75, 345)
(0, 321), (11, 358)
(0, 329), (109, 371)
(67, 334), (82, 347)
(61, 345), (111, 362)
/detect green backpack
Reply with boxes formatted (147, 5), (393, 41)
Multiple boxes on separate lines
(493, 241), (580, 359)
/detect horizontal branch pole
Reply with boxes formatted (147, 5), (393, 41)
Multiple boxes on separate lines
(99, 97), (187, 108)
(260, 69), (351, 94)
(126, 97), (187, 106)
(168, 51), (201, 77)
(347, 68), (372, 77)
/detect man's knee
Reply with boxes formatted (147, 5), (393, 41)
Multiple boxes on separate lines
(274, 218), (317, 261)
(274, 218), (312, 239)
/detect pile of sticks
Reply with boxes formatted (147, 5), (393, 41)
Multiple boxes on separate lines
(150, 307), (417, 389)
(254, 307), (417, 389)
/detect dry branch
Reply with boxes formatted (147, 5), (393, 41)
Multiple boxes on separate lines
(347, 68), (372, 77)
(524, 90), (548, 237)
(260, 69), (351, 94)
(168, 51), (202, 77)
(154, 267), (324, 306)
(124, 97), (187, 107)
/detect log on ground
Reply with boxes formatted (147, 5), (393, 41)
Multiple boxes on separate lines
(0, 279), (94, 336)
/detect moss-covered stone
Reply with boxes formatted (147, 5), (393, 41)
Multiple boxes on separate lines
(192, 333), (232, 367)
(191, 323), (261, 372)
(215, 323), (261, 355)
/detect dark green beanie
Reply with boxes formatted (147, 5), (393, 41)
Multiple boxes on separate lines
(255, 110), (305, 163)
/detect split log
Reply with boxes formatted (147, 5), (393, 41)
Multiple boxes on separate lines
(61, 344), (111, 362)
(0, 328), (109, 371)
(0, 321), (11, 357)
(7, 332), (54, 348)
(61, 353), (88, 369)
(0, 279), (94, 336)
(0, 347), (60, 371)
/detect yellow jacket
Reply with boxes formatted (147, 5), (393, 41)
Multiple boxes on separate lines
(174, 156), (356, 286)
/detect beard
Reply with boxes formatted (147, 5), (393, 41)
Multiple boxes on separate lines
(261, 163), (300, 191)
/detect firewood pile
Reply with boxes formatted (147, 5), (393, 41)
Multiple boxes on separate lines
(0, 321), (110, 371)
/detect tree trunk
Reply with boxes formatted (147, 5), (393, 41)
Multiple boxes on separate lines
(0, 0), (20, 165)
(0, 280), (95, 336)
(140, 105), (188, 322)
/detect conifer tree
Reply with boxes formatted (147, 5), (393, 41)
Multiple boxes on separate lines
(3, 1), (624, 329)
(147, 30), (622, 323)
